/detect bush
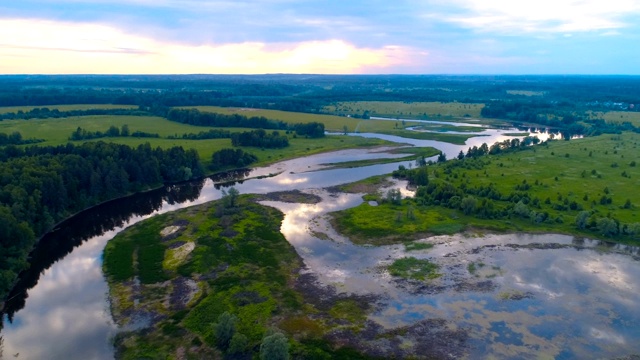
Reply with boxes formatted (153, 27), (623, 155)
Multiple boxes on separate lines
(260, 332), (290, 360)
(214, 312), (237, 350)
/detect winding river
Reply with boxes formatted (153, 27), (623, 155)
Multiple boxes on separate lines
(1, 122), (638, 359)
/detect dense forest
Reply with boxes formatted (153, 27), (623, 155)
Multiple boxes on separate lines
(0, 142), (204, 302)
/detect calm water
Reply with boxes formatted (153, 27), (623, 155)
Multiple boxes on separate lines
(1, 124), (637, 359)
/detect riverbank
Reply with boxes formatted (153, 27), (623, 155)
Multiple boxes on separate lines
(329, 133), (640, 246)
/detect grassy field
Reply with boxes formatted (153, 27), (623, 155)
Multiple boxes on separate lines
(588, 111), (640, 127)
(184, 106), (359, 132)
(323, 101), (484, 119)
(331, 132), (640, 244)
(0, 104), (137, 114)
(0, 114), (391, 164)
(104, 196), (374, 359)
(0, 115), (216, 142)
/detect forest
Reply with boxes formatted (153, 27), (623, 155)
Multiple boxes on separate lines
(0, 142), (204, 301)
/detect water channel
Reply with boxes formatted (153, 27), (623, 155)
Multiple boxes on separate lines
(1, 121), (638, 359)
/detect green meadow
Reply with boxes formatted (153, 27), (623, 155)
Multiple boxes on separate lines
(323, 101), (485, 119)
(0, 113), (392, 165)
(331, 132), (640, 244)
(589, 111), (640, 127)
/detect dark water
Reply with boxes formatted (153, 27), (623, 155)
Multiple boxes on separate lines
(1, 127), (637, 359)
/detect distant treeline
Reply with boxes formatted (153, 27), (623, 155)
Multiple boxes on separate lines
(166, 108), (286, 129)
(69, 125), (159, 141)
(0, 131), (44, 145)
(167, 129), (231, 140)
(165, 108), (325, 138)
(0, 107), (147, 121)
(0, 141), (205, 302)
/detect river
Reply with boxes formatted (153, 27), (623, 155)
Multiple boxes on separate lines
(1, 123), (637, 359)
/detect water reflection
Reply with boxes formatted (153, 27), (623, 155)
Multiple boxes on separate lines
(1, 125), (636, 359)
(263, 190), (640, 359)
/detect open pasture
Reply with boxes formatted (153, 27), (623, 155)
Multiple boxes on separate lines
(323, 101), (484, 119)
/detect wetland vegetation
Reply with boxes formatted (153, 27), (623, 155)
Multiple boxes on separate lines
(103, 194), (379, 359)
(2, 74), (640, 359)
(331, 133), (640, 245)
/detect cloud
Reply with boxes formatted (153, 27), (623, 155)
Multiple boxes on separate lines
(0, 18), (423, 74)
(437, 0), (640, 33)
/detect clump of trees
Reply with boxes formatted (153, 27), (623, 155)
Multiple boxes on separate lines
(210, 148), (258, 170)
(167, 108), (288, 129)
(0, 131), (43, 145)
(231, 129), (289, 148)
(69, 125), (158, 140)
(167, 129), (231, 140)
(212, 312), (289, 359)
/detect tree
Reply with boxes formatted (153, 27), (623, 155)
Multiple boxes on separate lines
(461, 196), (477, 215)
(260, 332), (289, 360)
(437, 152), (447, 163)
(512, 201), (531, 218)
(214, 312), (237, 350)
(597, 217), (618, 237)
(228, 333), (248, 355)
(221, 187), (240, 208)
(575, 211), (590, 230)
(386, 188), (402, 205)
(121, 124), (130, 137)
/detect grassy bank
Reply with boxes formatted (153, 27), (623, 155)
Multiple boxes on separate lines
(103, 195), (374, 359)
(331, 132), (640, 245)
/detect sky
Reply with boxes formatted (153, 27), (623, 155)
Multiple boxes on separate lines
(1, 0), (639, 74)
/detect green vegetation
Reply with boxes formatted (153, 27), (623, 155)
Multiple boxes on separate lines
(404, 242), (434, 252)
(331, 199), (464, 245)
(0, 115), (209, 145)
(387, 257), (440, 281)
(0, 104), (137, 114)
(332, 133), (640, 244)
(323, 101), (485, 119)
(105, 195), (373, 359)
(0, 112), (392, 164)
(0, 141), (203, 302)
(589, 110), (640, 127)
(185, 105), (359, 132)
